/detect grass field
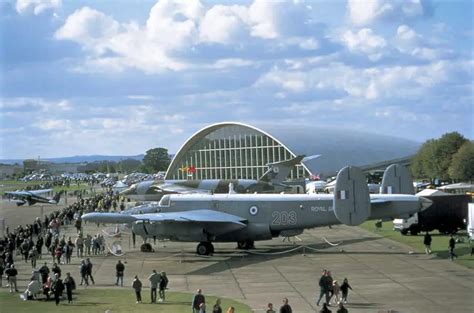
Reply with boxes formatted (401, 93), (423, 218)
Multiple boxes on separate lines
(360, 220), (474, 269)
(0, 289), (252, 313)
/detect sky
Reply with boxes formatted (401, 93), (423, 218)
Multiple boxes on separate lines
(0, 0), (472, 159)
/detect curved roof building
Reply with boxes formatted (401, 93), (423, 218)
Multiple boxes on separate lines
(165, 122), (419, 180)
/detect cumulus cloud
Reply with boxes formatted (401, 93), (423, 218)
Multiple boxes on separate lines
(16, 0), (61, 15)
(199, 5), (248, 44)
(341, 28), (386, 60)
(54, 0), (318, 73)
(347, 0), (432, 26)
(55, 7), (119, 54)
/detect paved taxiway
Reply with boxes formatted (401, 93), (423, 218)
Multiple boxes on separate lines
(1, 198), (473, 313)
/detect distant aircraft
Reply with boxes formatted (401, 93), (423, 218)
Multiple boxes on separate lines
(5, 189), (62, 206)
(83, 164), (432, 255)
(120, 155), (315, 201)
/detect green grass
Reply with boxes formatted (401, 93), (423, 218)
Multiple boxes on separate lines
(360, 221), (474, 269)
(0, 289), (252, 313)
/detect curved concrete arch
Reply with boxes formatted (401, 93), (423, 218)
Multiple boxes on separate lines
(165, 121), (301, 179)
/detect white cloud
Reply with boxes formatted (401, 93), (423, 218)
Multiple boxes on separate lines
(199, 5), (248, 44)
(248, 0), (310, 39)
(341, 28), (386, 60)
(16, 0), (61, 15)
(54, 0), (317, 73)
(36, 119), (71, 130)
(55, 7), (119, 54)
(347, 0), (431, 26)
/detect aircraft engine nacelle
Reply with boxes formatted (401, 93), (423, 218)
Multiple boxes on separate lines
(334, 166), (371, 226)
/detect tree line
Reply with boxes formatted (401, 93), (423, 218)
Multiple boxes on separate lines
(411, 132), (473, 182)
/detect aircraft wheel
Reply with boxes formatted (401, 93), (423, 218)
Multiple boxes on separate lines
(196, 242), (211, 256)
(140, 243), (153, 252)
(237, 240), (254, 250)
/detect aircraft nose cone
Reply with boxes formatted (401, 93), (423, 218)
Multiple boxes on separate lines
(420, 197), (433, 211)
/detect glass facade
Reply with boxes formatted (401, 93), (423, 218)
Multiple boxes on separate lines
(167, 124), (309, 180)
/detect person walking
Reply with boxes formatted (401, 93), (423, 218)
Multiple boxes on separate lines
(266, 303), (276, 313)
(29, 247), (38, 268)
(75, 235), (84, 258)
(192, 289), (206, 313)
(51, 273), (64, 306)
(148, 269), (160, 303)
(332, 280), (341, 305)
(449, 235), (457, 260)
(5, 264), (18, 293)
(279, 297), (292, 313)
(39, 262), (50, 284)
(424, 232), (432, 254)
(115, 260), (125, 287)
(225, 307), (235, 313)
(212, 298), (222, 313)
(132, 275), (142, 303)
(340, 278), (352, 304)
(86, 258), (95, 284)
(159, 271), (168, 302)
(63, 272), (74, 304)
(0, 260), (4, 287)
(316, 270), (331, 306)
(80, 259), (89, 286)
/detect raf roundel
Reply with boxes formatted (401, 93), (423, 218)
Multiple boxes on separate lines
(249, 206), (259, 216)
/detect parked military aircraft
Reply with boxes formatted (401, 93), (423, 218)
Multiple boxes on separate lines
(83, 164), (432, 255)
(5, 189), (62, 206)
(120, 155), (313, 201)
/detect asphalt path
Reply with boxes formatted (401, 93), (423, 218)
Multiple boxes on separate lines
(1, 198), (473, 312)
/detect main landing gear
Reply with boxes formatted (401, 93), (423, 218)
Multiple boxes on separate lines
(237, 240), (254, 250)
(196, 242), (214, 256)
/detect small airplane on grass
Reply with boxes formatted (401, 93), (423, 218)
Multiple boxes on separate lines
(5, 189), (62, 206)
(83, 164), (431, 255)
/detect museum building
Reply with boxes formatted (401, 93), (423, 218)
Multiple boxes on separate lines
(165, 122), (419, 181)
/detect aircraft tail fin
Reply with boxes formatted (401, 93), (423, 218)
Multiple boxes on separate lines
(333, 166), (371, 226)
(259, 155), (305, 184)
(50, 191), (63, 204)
(380, 164), (415, 195)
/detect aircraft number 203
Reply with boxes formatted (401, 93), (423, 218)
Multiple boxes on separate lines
(271, 211), (297, 225)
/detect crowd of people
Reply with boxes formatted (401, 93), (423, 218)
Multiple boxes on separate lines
(1, 187), (358, 312)
(0, 190), (123, 304)
(316, 269), (352, 313)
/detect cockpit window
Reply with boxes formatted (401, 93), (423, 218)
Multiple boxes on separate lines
(159, 195), (171, 207)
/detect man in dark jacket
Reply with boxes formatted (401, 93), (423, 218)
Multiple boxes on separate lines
(63, 272), (75, 304)
(115, 260), (125, 287)
(279, 298), (292, 313)
(316, 270), (331, 306)
(192, 288), (205, 313)
(39, 262), (50, 284)
(423, 232), (432, 254)
(52, 273), (64, 305)
(5, 264), (18, 292)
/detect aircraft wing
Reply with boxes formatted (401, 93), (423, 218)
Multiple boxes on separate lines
(82, 209), (247, 236)
(29, 188), (53, 195)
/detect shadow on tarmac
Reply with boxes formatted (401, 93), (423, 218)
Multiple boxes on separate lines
(185, 236), (405, 275)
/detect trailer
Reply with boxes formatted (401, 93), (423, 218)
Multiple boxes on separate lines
(393, 192), (471, 235)
(468, 203), (474, 240)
